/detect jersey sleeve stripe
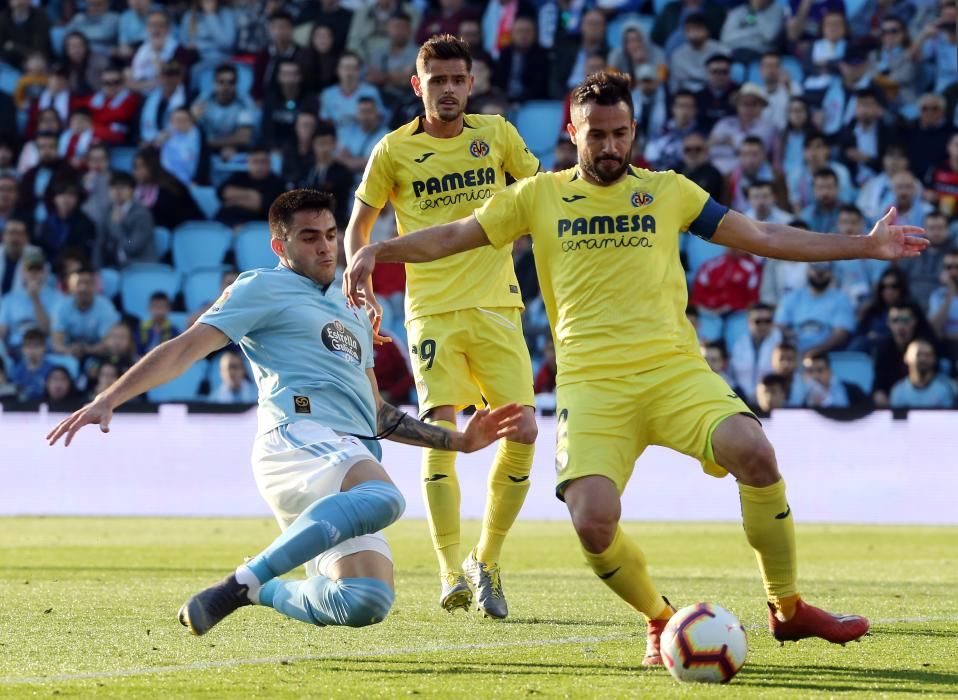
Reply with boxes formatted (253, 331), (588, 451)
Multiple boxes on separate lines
(688, 197), (729, 241)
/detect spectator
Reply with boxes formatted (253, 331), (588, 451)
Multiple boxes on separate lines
(42, 365), (81, 410)
(669, 14), (725, 94)
(338, 98), (389, 177)
(726, 136), (781, 211)
(770, 341), (804, 405)
(0, 357), (16, 400)
(65, 0), (120, 57)
(179, 0), (237, 73)
(730, 302), (781, 403)
(787, 131), (854, 212)
(36, 181), (97, 264)
(210, 350), (258, 403)
(20, 131), (80, 216)
(366, 12), (419, 108)
(651, 0), (726, 53)
(744, 180), (792, 224)
(14, 52), (50, 111)
(348, 0), (419, 65)
(51, 267), (121, 359)
(58, 109), (96, 169)
(676, 132), (726, 203)
(491, 15), (550, 103)
(191, 64), (256, 160)
(215, 147), (286, 228)
(890, 339), (956, 408)
(139, 61), (188, 145)
(871, 16), (920, 108)
(0, 0), (52, 71)
(10, 328), (54, 401)
(137, 291), (179, 354)
(890, 171), (932, 229)
(810, 9), (847, 71)
(800, 168), (842, 233)
(552, 138), (577, 171)
(481, 0), (536, 60)
(0, 251), (62, 353)
(608, 22), (666, 87)
(627, 66), (667, 145)
(416, 0), (479, 46)
(92, 360), (121, 398)
(759, 53), (802, 133)
(159, 108), (207, 186)
(857, 143), (909, 223)
(233, 0), (273, 56)
(132, 147), (205, 230)
(552, 9), (608, 96)
(720, 0), (785, 64)
(254, 11), (305, 101)
(702, 340), (746, 396)
(88, 65), (141, 146)
(900, 211), (954, 309)
(755, 372), (787, 412)
(775, 261), (855, 356)
(695, 54), (738, 133)
(690, 247), (762, 315)
(801, 352), (871, 408)
(0, 218), (39, 296)
(836, 88), (896, 186)
(299, 23), (343, 96)
(95, 171), (156, 269)
(685, 304), (701, 335)
(831, 204), (887, 308)
(929, 248), (958, 361)
(645, 90), (700, 171)
(372, 338), (414, 404)
(925, 133), (958, 218)
(82, 144), (113, 226)
(902, 94), (955, 181)
(320, 52), (385, 133)
(851, 267), (910, 353)
(26, 76), (69, 149)
(872, 300), (932, 406)
(534, 338), (557, 394)
(281, 111), (319, 189)
(0, 175), (28, 230)
(128, 10), (184, 94)
(512, 234), (538, 302)
(907, 1), (958, 94)
(117, 0), (151, 60)
(63, 31), (110, 97)
(92, 321), (139, 373)
(462, 53), (508, 116)
(301, 122), (354, 224)
(296, 0), (354, 55)
(457, 17), (483, 52)
(819, 48), (875, 138)
(263, 60), (319, 151)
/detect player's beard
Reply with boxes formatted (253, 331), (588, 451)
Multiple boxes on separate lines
(434, 95), (465, 122)
(581, 150), (631, 184)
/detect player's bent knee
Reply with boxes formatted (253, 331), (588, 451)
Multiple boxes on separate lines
(737, 440), (780, 487)
(336, 577), (395, 627)
(572, 516), (617, 553)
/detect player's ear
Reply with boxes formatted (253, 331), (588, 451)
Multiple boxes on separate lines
(410, 74), (422, 96)
(269, 236), (286, 258)
(566, 121), (577, 145)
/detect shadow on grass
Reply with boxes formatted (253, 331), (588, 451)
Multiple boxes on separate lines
(737, 662), (958, 693)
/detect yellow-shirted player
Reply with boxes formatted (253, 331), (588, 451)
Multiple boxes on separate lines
(344, 35), (540, 618)
(346, 72), (929, 661)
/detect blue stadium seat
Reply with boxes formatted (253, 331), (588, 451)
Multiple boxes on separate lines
(685, 235), (726, 283)
(109, 146), (137, 174)
(147, 359), (208, 402)
(183, 266), (228, 312)
(172, 221), (233, 275)
(50, 26), (66, 56)
(731, 62), (747, 84)
(154, 227), (171, 259)
(828, 351), (875, 394)
(697, 311), (723, 342)
(189, 185), (220, 219)
(0, 62), (21, 95)
(234, 222), (275, 271)
(46, 353), (80, 379)
(515, 101), (565, 162)
(99, 268), (120, 300)
(723, 310), (749, 349)
(781, 56), (804, 84)
(120, 263), (180, 319)
(653, 0), (671, 13)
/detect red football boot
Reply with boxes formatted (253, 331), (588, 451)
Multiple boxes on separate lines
(768, 599), (870, 644)
(643, 618), (668, 666)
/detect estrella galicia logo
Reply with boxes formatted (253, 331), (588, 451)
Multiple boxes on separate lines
(321, 320), (362, 367)
(469, 138), (490, 158)
(631, 191), (654, 208)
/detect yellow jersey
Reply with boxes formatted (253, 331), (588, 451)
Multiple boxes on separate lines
(475, 166), (729, 387)
(355, 114), (540, 321)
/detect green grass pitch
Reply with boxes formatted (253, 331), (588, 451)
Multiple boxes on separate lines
(1, 518), (956, 698)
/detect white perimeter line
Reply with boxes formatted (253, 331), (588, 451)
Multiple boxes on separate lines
(3, 615), (956, 686)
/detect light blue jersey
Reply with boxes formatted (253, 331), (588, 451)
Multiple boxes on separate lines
(198, 265), (381, 459)
(889, 375), (956, 409)
(775, 286), (856, 355)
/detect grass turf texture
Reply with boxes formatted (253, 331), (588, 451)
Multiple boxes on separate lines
(1, 519), (956, 698)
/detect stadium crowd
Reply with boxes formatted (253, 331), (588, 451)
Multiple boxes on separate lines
(0, 0), (955, 411)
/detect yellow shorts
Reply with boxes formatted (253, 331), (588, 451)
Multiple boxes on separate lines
(554, 352), (755, 498)
(407, 306), (535, 416)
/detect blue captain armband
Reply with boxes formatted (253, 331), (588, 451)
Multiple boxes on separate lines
(687, 197), (729, 241)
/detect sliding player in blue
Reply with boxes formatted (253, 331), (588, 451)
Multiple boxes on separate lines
(46, 189), (521, 635)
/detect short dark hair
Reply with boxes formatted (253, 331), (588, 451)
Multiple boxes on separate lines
(925, 209), (948, 223)
(417, 33), (473, 73)
(268, 189), (337, 240)
(748, 301), (775, 315)
(391, 10), (412, 23)
(804, 131), (828, 149)
(774, 342), (797, 354)
(215, 63), (237, 78)
(803, 351), (830, 366)
(684, 12), (708, 27)
(673, 89), (697, 104)
(315, 120), (337, 139)
(740, 135), (765, 150)
(248, 145), (271, 157)
(705, 53), (731, 67)
(570, 71), (634, 120)
(35, 130), (58, 142)
(813, 167), (838, 183)
(839, 204), (863, 218)
(746, 179), (773, 195)
(109, 171), (135, 188)
(4, 217), (28, 232)
(150, 291), (170, 304)
(703, 340), (728, 359)
(23, 328), (47, 345)
(760, 51), (781, 62)
(759, 373), (787, 390)
(269, 10), (294, 24)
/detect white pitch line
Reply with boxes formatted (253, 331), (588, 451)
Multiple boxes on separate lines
(2, 614), (956, 686)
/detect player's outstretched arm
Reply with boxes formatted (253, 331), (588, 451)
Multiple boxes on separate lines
(711, 207), (929, 262)
(365, 369), (521, 452)
(344, 214), (490, 308)
(46, 323), (230, 447)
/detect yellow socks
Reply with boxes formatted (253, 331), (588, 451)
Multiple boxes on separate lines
(582, 527), (669, 620)
(476, 440), (534, 564)
(421, 420), (461, 576)
(738, 479), (799, 613)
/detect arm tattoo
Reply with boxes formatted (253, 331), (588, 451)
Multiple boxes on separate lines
(377, 402), (454, 450)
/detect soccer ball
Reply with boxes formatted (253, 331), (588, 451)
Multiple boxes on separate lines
(660, 603), (748, 683)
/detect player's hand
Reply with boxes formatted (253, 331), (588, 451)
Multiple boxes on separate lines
(46, 395), (115, 447)
(364, 296), (392, 345)
(456, 403), (523, 453)
(343, 244), (378, 308)
(867, 207), (928, 260)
